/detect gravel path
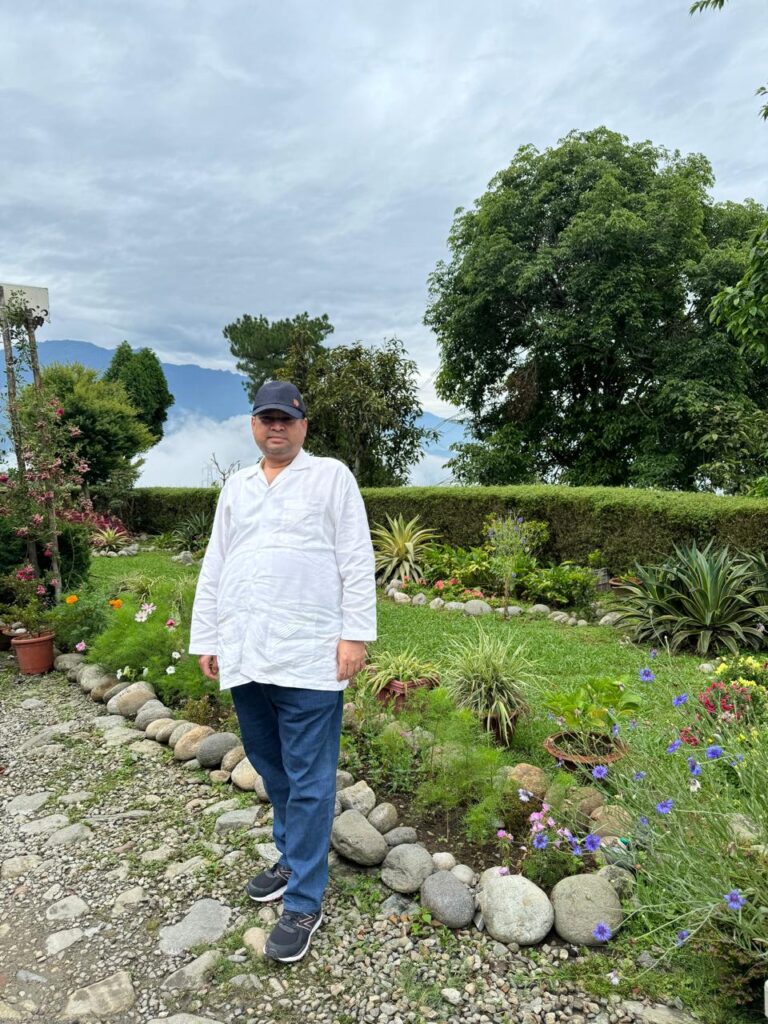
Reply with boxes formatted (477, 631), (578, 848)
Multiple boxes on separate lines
(0, 662), (693, 1024)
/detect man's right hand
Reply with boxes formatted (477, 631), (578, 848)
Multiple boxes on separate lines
(198, 655), (219, 680)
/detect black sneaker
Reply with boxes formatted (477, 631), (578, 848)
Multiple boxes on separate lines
(264, 909), (323, 962)
(245, 864), (292, 903)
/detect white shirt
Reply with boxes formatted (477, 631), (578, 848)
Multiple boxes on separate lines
(188, 448), (377, 692)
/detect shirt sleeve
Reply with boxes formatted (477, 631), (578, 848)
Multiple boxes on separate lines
(188, 481), (232, 655)
(333, 468), (377, 642)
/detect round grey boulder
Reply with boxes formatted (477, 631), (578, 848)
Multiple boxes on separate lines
(331, 810), (388, 866)
(368, 803), (398, 834)
(479, 874), (554, 945)
(420, 871), (474, 929)
(168, 722), (198, 748)
(107, 683), (157, 718)
(551, 873), (624, 946)
(135, 702), (172, 730)
(381, 844), (434, 894)
(384, 826), (417, 847)
(196, 732), (241, 769)
(463, 600), (493, 616)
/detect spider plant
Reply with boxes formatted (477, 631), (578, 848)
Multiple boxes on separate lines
(441, 629), (533, 746)
(616, 541), (768, 655)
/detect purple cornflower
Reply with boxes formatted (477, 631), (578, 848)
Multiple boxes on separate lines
(675, 930), (690, 946)
(724, 889), (747, 911)
(592, 922), (613, 942)
(584, 834), (601, 853)
(639, 668), (655, 682)
(611, 723), (620, 737)
(650, 648), (658, 660)
(532, 833), (549, 850)
(639, 816), (650, 827)
(706, 745), (724, 760)
(569, 838), (583, 856)
(667, 739), (682, 753)
(672, 694), (688, 707)
(633, 771), (647, 781)
(656, 799), (674, 815)
(688, 758), (702, 777)
(628, 719), (638, 730)
(592, 765), (608, 780)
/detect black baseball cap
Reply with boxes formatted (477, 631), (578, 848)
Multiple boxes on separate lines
(251, 380), (306, 419)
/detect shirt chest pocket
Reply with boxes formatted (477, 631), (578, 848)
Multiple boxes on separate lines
(278, 498), (325, 542)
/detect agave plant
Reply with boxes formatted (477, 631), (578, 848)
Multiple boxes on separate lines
(441, 630), (532, 745)
(371, 513), (438, 584)
(616, 542), (768, 655)
(92, 525), (130, 552)
(171, 509), (214, 551)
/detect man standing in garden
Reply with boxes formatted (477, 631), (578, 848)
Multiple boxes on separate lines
(189, 380), (377, 962)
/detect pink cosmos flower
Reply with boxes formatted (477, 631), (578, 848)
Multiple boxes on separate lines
(75, 641), (87, 652)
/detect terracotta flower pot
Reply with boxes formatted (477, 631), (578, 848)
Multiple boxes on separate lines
(375, 677), (438, 713)
(543, 730), (628, 769)
(11, 632), (55, 675)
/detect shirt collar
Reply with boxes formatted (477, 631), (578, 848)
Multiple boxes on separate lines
(244, 446), (311, 479)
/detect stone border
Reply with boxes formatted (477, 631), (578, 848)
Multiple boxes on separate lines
(53, 651), (640, 952)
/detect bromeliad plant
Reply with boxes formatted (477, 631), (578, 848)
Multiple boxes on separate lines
(371, 513), (438, 584)
(616, 542), (768, 655)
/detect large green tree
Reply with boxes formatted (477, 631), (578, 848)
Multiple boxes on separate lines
(425, 127), (768, 492)
(103, 341), (174, 440)
(224, 312), (333, 403)
(18, 363), (156, 491)
(278, 338), (437, 486)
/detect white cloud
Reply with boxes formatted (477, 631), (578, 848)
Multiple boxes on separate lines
(138, 414), (258, 488)
(3, 0), (766, 421)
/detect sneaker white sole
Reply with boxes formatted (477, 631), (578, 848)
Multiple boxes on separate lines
(265, 911), (323, 963)
(247, 883), (288, 903)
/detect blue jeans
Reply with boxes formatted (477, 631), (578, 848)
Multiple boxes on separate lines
(230, 681), (343, 914)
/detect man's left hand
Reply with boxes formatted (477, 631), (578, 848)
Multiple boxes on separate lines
(337, 639), (367, 681)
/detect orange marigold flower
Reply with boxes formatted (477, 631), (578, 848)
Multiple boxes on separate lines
(65, 594), (78, 605)
(108, 598), (123, 609)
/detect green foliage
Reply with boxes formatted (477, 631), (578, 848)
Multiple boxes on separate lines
(120, 487), (218, 535)
(92, 526), (129, 552)
(18, 363), (155, 488)
(711, 220), (768, 363)
(280, 337), (438, 486)
(441, 629), (533, 745)
(521, 562), (597, 609)
(420, 542), (494, 589)
(103, 341), (174, 440)
(486, 513), (549, 598)
(371, 513), (438, 583)
(171, 509), (214, 552)
(0, 520), (92, 601)
(617, 542), (768, 655)
(426, 126), (768, 490)
(363, 646), (439, 694)
(46, 589), (108, 651)
(545, 676), (642, 732)
(223, 311), (333, 403)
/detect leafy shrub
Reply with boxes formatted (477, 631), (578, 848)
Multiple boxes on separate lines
(45, 590), (109, 652)
(617, 542), (768, 655)
(92, 525), (130, 551)
(521, 562), (597, 608)
(421, 543), (495, 590)
(362, 647), (439, 694)
(371, 514), (438, 583)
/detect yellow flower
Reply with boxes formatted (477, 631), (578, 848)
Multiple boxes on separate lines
(738, 733), (747, 741)
(715, 662), (728, 676)
(65, 594), (78, 605)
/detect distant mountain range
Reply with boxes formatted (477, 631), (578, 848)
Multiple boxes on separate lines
(33, 339), (465, 478)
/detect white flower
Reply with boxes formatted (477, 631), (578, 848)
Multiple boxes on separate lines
(142, 667), (148, 677)
(689, 778), (701, 793)
(116, 669), (123, 680)
(518, 788), (532, 803)
(607, 970), (620, 986)
(165, 666), (176, 675)
(171, 651), (181, 660)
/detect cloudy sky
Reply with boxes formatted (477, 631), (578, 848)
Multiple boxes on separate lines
(2, 0), (766, 434)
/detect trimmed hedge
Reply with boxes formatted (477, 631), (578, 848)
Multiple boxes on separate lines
(125, 484), (768, 573)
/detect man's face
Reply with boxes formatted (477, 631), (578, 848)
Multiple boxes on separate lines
(251, 410), (308, 461)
